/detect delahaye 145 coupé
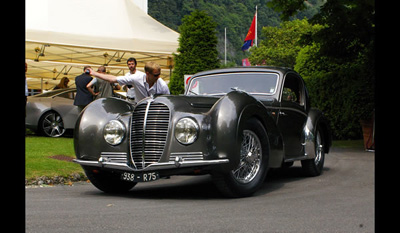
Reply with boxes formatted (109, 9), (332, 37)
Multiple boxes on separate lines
(74, 67), (331, 197)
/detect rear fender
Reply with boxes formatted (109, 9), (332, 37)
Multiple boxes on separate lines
(303, 108), (332, 159)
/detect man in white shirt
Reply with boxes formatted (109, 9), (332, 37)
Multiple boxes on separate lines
(124, 57), (138, 101)
(87, 61), (170, 102)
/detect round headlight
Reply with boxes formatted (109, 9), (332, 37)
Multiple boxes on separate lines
(103, 120), (125, 145)
(175, 118), (199, 145)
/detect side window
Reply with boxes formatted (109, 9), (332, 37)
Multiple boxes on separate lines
(282, 87), (298, 103)
(281, 74), (304, 106)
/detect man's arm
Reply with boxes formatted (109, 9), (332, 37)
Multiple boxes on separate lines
(86, 78), (97, 89)
(86, 79), (99, 96)
(87, 68), (118, 83)
(86, 85), (99, 97)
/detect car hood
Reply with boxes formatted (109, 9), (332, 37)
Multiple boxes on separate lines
(150, 92), (276, 114)
(149, 95), (220, 114)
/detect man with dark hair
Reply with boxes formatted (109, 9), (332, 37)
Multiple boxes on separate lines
(74, 66), (94, 112)
(126, 57), (137, 74)
(124, 57), (138, 101)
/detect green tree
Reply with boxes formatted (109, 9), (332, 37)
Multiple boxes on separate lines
(169, 10), (219, 95)
(295, 44), (374, 139)
(249, 19), (322, 68)
(267, 0), (375, 60)
(148, 0), (325, 66)
(269, 0), (375, 139)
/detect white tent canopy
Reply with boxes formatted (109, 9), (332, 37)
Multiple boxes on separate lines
(26, 0), (179, 90)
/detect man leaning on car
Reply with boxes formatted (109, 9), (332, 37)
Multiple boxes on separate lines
(86, 61), (170, 103)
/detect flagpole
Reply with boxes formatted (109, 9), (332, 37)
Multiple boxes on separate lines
(255, 5), (257, 47)
(224, 27), (227, 65)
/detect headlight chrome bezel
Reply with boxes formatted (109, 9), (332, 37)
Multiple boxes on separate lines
(103, 120), (126, 146)
(175, 117), (199, 145)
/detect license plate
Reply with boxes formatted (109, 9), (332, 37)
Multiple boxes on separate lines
(121, 172), (159, 182)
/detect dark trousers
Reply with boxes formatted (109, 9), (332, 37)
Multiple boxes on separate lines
(77, 105), (87, 113)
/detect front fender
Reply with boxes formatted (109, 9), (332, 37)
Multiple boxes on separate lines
(74, 98), (133, 161)
(209, 91), (284, 172)
(208, 92), (245, 165)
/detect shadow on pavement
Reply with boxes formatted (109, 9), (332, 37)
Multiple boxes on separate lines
(84, 164), (329, 200)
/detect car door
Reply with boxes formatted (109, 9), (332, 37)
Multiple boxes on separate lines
(277, 73), (307, 159)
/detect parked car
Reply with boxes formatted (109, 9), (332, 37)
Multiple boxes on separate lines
(26, 88), (126, 137)
(26, 88), (78, 137)
(73, 67), (332, 197)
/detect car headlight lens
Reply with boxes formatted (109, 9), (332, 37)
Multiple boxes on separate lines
(103, 120), (125, 145)
(175, 118), (199, 145)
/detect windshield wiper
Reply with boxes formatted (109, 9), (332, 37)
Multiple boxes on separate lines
(188, 90), (198, 95)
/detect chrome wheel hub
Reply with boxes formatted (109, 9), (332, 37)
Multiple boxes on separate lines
(232, 130), (262, 184)
(43, 113), (65, 137)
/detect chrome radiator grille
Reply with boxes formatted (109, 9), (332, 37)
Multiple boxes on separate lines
(130, 102), (170, 170)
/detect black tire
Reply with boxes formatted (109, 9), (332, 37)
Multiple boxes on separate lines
(38, 111), (66, 137)
(301, 127), (325, 176)
(83, 167), (137, 193)
(212, 118), (269, 198)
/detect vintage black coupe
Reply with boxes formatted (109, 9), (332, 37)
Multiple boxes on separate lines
(74, 67), (331, 197)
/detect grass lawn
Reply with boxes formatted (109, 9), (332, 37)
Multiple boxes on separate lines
(25, 136), (84, 180)
(331, 139), (364, 149)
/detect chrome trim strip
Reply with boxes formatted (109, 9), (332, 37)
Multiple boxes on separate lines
(99, 152), (128, 163)
(279, 106), (308, 117)
(73, 158), (229, 172)
(169, 152), (203, 161)
(303, 124), (316, 159)
(141, 100), (152, 168)
(128, 111), (137, 170)
(73, 159), (101, 167)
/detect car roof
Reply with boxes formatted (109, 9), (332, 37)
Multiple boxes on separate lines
(192, 66), (294, 78)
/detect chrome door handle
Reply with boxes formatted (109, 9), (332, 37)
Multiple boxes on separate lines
(279, 111), (287, 116)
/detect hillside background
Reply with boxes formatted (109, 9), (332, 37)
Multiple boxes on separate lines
(148, 0), (325, 65)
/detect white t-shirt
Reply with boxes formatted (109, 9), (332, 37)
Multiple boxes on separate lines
(124, 72), (136, 99)
(116, 71), (170, 102)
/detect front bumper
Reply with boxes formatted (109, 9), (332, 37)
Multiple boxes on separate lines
(73, 152), (229, 172)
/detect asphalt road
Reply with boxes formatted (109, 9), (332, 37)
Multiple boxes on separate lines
(26, 147), (374, 233)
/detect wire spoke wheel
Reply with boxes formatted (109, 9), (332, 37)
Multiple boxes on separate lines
(232, 130), (262, 184)
(212, 118), (269, 197)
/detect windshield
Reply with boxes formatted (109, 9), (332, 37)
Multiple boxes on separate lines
(187, 72), (278, 96)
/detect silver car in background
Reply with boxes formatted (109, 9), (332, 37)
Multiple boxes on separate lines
(26, 88), (127, 137)
(26, 88), (79, 137)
